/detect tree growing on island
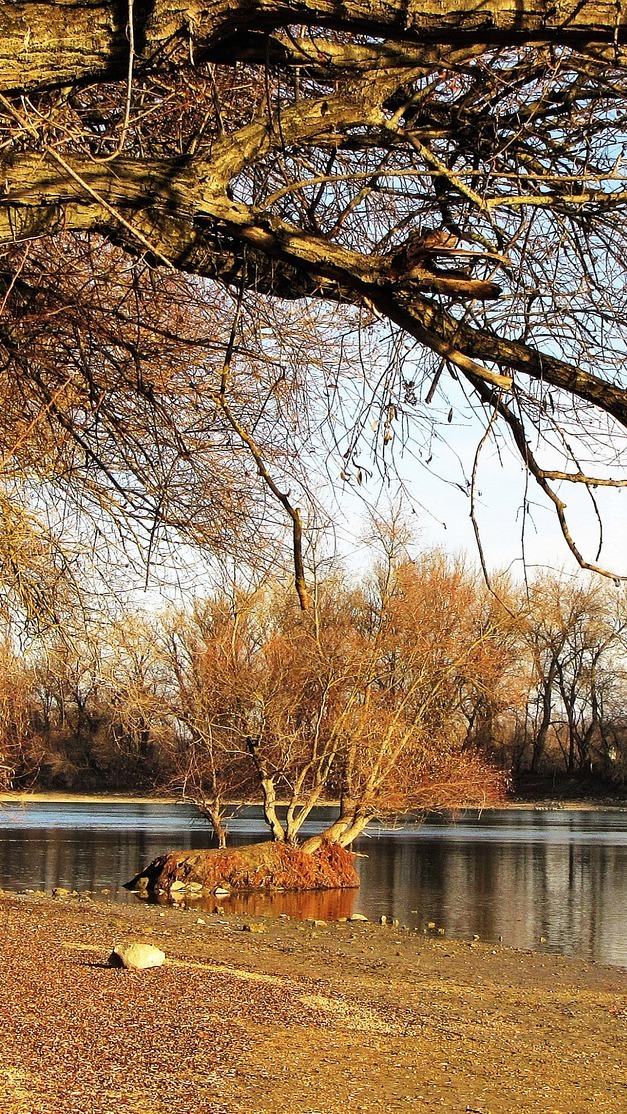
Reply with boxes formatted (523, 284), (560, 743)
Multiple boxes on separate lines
(152, 537), (510, 851)
(156, 595), (263, 847)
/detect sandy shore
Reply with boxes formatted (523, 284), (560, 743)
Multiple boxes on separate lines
(1, 890), (625, 1114)
(0, 791), (179, 805)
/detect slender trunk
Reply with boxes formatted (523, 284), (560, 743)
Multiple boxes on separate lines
(183, 788), (229, 848)
(531, 659), (556, 773)
(556, 655), (583, 770)
(138, 724), (150, 758)
(558, 668), (578, 774)
(260, 776), (286, 841)
(285, 784), (325, 843)
(209, 807), (228, 849)
(578, 668), (600, 773)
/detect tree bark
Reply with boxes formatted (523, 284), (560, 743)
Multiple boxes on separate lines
(259, 775), (286, 841)
(3, 0), (627, 95)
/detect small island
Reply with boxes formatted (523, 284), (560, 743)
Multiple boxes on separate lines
(129, 839), (360, 898)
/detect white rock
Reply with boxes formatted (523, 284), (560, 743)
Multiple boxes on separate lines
(349, 913), (368, 922)
(109, 943), (166, 971)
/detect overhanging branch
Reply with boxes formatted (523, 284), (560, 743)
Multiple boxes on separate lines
(4, 0), (627, 95)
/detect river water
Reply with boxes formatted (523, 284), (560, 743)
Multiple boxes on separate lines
(0, 801), (626, 967)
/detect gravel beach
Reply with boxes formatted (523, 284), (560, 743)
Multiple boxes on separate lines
(1, 891), (626, 1113)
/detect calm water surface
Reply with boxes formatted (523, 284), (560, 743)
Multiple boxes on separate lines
(0, 801), (626, 967)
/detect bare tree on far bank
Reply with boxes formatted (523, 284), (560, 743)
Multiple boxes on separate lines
(512, 576), (627, 784)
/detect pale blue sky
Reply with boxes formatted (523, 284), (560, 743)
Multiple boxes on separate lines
(328, 395), (627, 583)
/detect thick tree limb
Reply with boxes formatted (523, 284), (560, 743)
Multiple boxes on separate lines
(3, 0), (627, 95)
(399, 295), (627, 428)
(202, 33), (483, 75)
(0, 0), (625, 598)
(2, 145), (627, 420)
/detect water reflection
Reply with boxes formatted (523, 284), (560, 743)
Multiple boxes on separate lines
(149, 887), (358, 920)
(0, 802), (626, 967)
(354, 813), (627, 967)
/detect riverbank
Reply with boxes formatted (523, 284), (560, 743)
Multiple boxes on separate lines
(1, 891), (625, 1113)
(2, 789), (626, 810)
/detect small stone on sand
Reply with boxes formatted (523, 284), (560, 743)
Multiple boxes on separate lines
(108, 943), (166, 971)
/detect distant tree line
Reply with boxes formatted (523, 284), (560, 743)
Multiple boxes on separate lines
(1, 549), (625, 843)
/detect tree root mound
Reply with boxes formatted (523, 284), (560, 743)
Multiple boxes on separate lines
(127, 840), (360, 896)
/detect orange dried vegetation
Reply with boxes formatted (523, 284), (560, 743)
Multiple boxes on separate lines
(130, 840), (360, 894)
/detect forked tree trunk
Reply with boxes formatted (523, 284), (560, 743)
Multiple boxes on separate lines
(184, 793), (230, 848)
(300, 801), (371, 853)
(530, 658), (557, 773)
